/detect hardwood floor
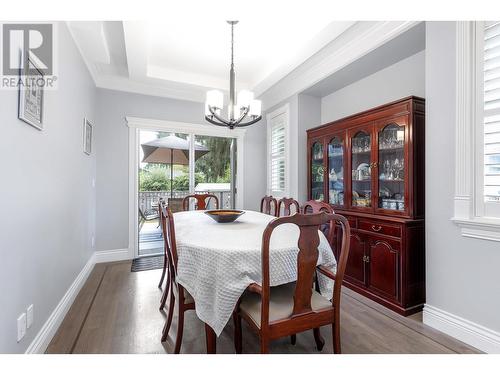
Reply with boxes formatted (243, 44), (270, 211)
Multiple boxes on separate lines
(46, 261), (480, 354)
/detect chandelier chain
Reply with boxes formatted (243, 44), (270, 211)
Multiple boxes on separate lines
(230, 22), (234, 69)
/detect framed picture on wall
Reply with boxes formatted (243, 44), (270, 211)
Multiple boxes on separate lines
(83, 118), (93, 155)
(18, 49), (44, 130)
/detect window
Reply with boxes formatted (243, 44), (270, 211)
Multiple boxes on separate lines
(482, 22), (500, 203)
(453, 21), (500, 241)
(267, 105), (289, 197)
(476, 21), (500, 218)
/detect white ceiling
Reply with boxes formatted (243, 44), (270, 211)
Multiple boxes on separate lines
(68, 19), (355, 102)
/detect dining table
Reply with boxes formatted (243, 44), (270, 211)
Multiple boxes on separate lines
(173, 209), (337, 354)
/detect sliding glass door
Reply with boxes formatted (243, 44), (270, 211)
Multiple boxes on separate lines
(137, 129), (237, 257)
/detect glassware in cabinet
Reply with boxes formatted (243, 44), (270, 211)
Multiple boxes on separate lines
(377, 123), (405, 211)
(328, 136), (344, 206)
(351, 130), (372, 208)
(310, 141), (324, 201)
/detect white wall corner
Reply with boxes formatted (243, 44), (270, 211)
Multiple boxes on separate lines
(25, 253), (96, 354)
(423, 304), (500, 353)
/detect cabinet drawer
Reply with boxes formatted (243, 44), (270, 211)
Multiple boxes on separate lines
(358, 219), (401, 237)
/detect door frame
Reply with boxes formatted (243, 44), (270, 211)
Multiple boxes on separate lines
(127, 116), (247, 259)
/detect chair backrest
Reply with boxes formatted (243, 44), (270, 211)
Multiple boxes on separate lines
(260, 195), (278, 216)
(159, 204), (179, 286)
(260, 212), (351, 327)
(302, 200), (333, 214)
(277, 197), (300, 217)
(182, 193), (219, 211)
(302, 200), (335, 245)
(167, 197), (184, 213)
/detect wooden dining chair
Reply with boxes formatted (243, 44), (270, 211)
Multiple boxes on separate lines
(276, 197), (300, 217)
(182, 193), (219, 211)
(158, 200), (171, 311)
(260, 195), (278, 216)
(302, 200), (335, 246)
(302, 200), (334, 214)
(159, 205), (196, 353)
(232, 212), (351, 354)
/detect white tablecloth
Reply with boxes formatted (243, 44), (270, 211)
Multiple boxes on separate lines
(174, 210), (336, 336)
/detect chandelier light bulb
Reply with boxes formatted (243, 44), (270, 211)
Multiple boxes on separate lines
(237, 90), (254, 109)
(249, 99), (262, 117)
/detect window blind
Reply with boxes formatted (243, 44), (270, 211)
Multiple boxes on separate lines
(270, 115), (286, 193)
(484, 21), (500, 201)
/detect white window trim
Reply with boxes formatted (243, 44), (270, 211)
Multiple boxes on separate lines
(126, 117), (246, 258)
(266, 104), (290, 198)
(452, 21), (500, 242)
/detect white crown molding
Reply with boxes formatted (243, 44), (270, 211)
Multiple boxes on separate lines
(95, 74), (209, 103)
(423, 304), (500, 353)
(25, 253), (96, 353)
(258, 21), (420, 111)
(69, 21), (420, 106)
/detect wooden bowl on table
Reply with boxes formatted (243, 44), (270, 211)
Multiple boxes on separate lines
(204, 209), (245, 223)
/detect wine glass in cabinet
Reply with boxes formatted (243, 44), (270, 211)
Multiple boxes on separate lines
(376, 117), (408, 215)
(310, 140), (325, 201)
(350, 128), (373, 210)
(328, 135), (345, 207)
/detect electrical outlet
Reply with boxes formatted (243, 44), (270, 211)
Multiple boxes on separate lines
(27, 305), (34, 328)
(17, 313), (26, 342)
(91, 235), (95, 248)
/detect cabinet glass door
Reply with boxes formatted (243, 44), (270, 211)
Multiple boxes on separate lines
(351, 130), (372, 208)
(311, 141), (324, 201)
(377, 123), (405, 212)
(328, 136), (345, 206)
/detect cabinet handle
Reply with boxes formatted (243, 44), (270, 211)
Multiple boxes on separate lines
(363, 255), (370, 263)
(371, 225), (382, 232)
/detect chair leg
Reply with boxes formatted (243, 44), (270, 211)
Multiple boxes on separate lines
(161, 293), (175, 342)
(159, 271), (171, 310)
(233, 311), (242, 354)
(290, 334), (296, 345)
(260, 337), (269, 354)
(313, 328), (325, 351)
(157, 255), (168, 289)
(174, 306), (185, 354)
(332, 323), (341, 354)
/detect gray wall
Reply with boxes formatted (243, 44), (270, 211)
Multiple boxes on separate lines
(259, 94), (321, 204)
(321, 51), (426, 123)
(94, 88), (266, 252)
(0, 23), (96, 353)
(297, 94), (321, 202)
(425, 22), (500, 332)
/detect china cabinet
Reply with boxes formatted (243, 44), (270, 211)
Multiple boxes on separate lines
(307, 97), (425, 316)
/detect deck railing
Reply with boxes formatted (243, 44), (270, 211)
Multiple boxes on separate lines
(139, 190), (232, 213)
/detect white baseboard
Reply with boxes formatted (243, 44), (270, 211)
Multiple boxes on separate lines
(94, 248), (131, 263)
(25, 253), (96, 354)
(423, 304), (500, 353)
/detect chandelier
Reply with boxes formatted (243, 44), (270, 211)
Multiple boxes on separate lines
(205, 21), (262, 129)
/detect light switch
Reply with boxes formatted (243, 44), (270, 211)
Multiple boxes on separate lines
(17, 313), (26, 342)
(27, 305), (34, 328)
